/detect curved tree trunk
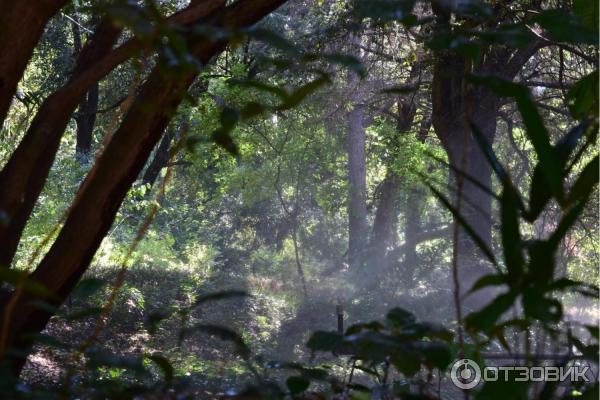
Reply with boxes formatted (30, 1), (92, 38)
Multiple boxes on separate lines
(0, 0), (287, 376)
(0, 0), (69, 126)
(0, 0), (228, 268)
(0, 20), (122, 269)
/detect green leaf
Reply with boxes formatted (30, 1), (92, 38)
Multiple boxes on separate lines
(469, 76), (564, 202)
(400, 322), (453, 341)
(182, 324), (250, 358)
(567, 71), (599, 120)
(465, 291), (516, 332)
(72, 278), (105, 300)
(65, 306), (103, 321)
(319, 53), (365, 78)
(470, 123), (509, 183)
(386, 307), (416, 328)
(548, 199), (587, 251)
(276, 75), (331, 111)
(194, 290), (247, 307)
(148, 354), (174, 386)
(532, 10), (597, 45)
(424, 181), (497, 265)
(470, 274), (507, 293)
(500, 187), (524, 280)
(266, 362), (330, 381)
(565, 155), (599, 207)
(527, 240), (555, 286)
(23, 333), (70, 349)
(514, 94), (563, 203)
(286, 376), (309, 394)
(345, 321), (385, 335)
(526, 164), (551, 222)
(573, 0), (599, 30)
(522, 289), (562, 322)
(227, 79), (288, 101)
(0, 269), (56, 300)
(344, 331), (399, 362)
(390, 347), (421, 377)
(416, 341), (453, 370)
(306, 331), (343, 353)
(246, 28), (301, 56)
(525, 120), (586, 221)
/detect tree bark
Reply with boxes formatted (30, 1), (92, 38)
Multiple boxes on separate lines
(368, 172), (400, 278)
(0, 0), (287, 376)
(430, 33), (541, 308)
(0, 20), (122, 269)
(142, 128), (174, 188)
(0, 0), (227, 268)
(346, 31), (367, 270)
(0, 0), (69, 126)
(72, 19), (99, 159)
(403, 117), (431, 270)
(347, 99), (368, 269)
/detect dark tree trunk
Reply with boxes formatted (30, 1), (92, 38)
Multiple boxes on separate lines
(0, 20), (122, 269)
(142, 129), (173, 188)
(74, 82), (99, 158)
(72, 17), (100, 159)
(0, 0), (286, 376)
(0, 0), (228, 268)
(0, 0), (69, 126)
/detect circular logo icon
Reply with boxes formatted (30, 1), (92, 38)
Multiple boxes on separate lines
(450, 359), (481, 389)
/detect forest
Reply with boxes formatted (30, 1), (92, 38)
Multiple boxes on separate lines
(0, 0), (597, 399)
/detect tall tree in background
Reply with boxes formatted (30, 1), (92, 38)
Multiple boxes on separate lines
(71, 6), (99, 159)
(430, 1), (542, 305)
(346, 29), (368, 270)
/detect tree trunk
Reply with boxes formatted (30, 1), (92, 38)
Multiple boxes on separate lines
(402, 116), (432, 273)
(0, 0), (287, 376)
(72, 18), (100, 159)
(366, 172), (400, 286)
(0, 0), (69, 126)
(0, 0), (228, 268)
(74, 83), (99, 159)
(0, 20), (122, 269)
(403, 186), (424, 268)
(347, 100), (367, 269)
(346, 30), (367, 270)
(431, 52), (499, 309)
(142, 128), (173, 188)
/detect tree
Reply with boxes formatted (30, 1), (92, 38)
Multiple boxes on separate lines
(0, 0), (287, 376)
